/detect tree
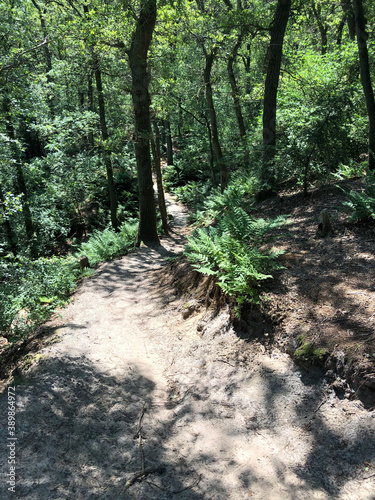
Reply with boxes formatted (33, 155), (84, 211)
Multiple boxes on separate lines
(128, 0), (159, 245)
(94, 57), (119, 231)
(353, 0), (375, 171)
(262, 0), (291, 188)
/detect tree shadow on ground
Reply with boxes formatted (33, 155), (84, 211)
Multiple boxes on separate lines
(0, 356), (203, 499)
(1, 349), (374, 498)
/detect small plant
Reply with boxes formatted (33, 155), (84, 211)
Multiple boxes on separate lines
(195, 175), (259, 226)
(75, 219), (138, 266)
(0, 254), (79, 334)
(294, 339), (326, 363)
(173, 181), (212, 211)
(332, 161), (365, 181)
(185, 204), (286, 315)
(339, 168), (375, 222)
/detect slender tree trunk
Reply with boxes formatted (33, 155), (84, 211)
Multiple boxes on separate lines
(31, 0), (54, 112)
(204, 49), (228, 191)
(227, 37), (246, 140)
(151, 120), (168, 234)
(353, 0), (375, 171)
(3, 95), (34, 244)
(87, 70), (94, 148)
(336, 16), (346, 46)
(178, 98), (183, 137)
(204, 115), (215, 183)
(128, 0), (159, 245)
(262, 0), (291, 188)
(164, 120), (174, 165)
(0, 186), (17, 255)
(341, 0), (356, 40)
(312, 3), (328, 55)
(94, 60), (118, 230)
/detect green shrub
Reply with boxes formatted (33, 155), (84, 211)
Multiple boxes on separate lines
(173, 181), (212, 211)
(339, 168), (375, 222)
(194, 175), (259, 226)
(76, 219), (138, 266)
(185, 206), (286, 315)
(0, 254), (79, 335)
(332, 161), (365, 181)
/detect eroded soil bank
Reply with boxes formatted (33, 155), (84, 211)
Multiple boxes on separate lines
(0, 193), (374, 500)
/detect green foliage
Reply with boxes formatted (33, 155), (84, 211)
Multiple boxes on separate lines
(185, 199), (286, 314)
(75, 220), (138, 266)
(0, 254), (79, 335)
(195, 175), (259, 224)
(276, 44), (365, 189)
(332, 161), (366, 181)
(294, 335), (326, 362)
(173, 181), (212, 211)
(339, 169), (375, 222)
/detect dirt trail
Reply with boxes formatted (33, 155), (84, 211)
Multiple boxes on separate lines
(1, 194), (375, 500)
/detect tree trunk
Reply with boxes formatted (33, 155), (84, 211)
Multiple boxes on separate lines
(3, 95), (35, 245)
(94, 60), (118, 230)
(341, 0), (356, 40)
(151, 120), (168, 234)
(164, 119), (174, 165)
(87, 70), (94, 148)
(204, 49), (228, 191)
(0, 186), (17, 255)
(31, 0), (54, 112)
(312, 3), (328, 55)
(227, 37), (246, 140)
(128, 0), (159, 245)
(336, 16), (346, 46)
(353, 0), (375, 170)
(262, 0), (291, 188)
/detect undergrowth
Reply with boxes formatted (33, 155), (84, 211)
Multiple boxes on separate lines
(74, 219), (138, 266)
(339, 168), (375, 222)
(184, 179), (286, 315)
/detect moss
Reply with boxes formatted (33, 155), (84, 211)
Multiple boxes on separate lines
(294, 341), (326, 362)
(21, 353), (48, 371)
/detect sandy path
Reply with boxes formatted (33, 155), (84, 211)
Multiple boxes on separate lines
(0, 194), (375, 500)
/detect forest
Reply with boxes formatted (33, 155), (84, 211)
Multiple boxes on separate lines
(1, 1), (375, 497)
(1, 0), (375, 350)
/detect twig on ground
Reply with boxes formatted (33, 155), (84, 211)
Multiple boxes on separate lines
(134, 402), (147, 472)
(145, 473), (202, 495)
(215, 358), (236, 367)
(313, 391), (329, 414)
(133, 402), (147, 439)
(171, 474), (202, 494)
(121, 466), (166, 493)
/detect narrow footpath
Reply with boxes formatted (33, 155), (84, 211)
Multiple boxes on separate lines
(0, 194), (374, 500)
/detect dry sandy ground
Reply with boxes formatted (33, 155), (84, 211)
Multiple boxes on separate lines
(0, 195), (375, 500)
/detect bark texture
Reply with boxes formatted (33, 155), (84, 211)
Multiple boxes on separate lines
(341, 0), (356, 40)
(129, 0), (159, 244)
(353, 0), (375, 171)
(94, 62), (118, 230)
(204, 50), (228, 191)
(262, 0), (291, 186)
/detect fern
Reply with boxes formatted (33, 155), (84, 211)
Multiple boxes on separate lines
(185, 206), (286, 315)
(76, 220), (138, 265)
(339, 169), (375, 223)
(195, 175), (258, 225)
